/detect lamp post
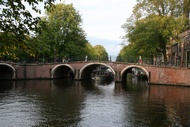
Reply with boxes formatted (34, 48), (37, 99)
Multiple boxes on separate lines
(180, 41), (184, 67)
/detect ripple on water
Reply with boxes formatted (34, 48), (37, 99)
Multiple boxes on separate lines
(1, 80), (190, 127)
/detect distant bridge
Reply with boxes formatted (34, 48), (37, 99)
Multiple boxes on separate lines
(0, 61), (190, 86)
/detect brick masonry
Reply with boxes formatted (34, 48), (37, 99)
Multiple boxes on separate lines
(1, 61), (190, 86)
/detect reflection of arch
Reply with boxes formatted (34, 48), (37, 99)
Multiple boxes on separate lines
(51, 64), (75, 79)
(79, 63), (115, 79)
(0, 63), (16, 79)
(121, 65), (149, 82)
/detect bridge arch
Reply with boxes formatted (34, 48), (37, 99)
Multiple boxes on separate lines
(121, 65), (149, 82)
(51, 64), (75, 79)
(79, 63), (115, 80)
(0, 63), (16, 79)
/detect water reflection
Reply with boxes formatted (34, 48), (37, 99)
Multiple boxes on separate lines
(0, 79), (190, 126)
(0, 80), (15, 92)
(149, 85), (190, 126)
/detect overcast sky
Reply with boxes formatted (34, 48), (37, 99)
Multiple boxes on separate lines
(38, 0), (137, 60)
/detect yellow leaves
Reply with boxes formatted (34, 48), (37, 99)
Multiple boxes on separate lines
(138, 49), (144, 54)
(0, 48), (10, 56)
(5, 50), (8, 55)
(1, 52), (5, 56)
(30, 53), (35, 57)
(0, 51), (19, 60)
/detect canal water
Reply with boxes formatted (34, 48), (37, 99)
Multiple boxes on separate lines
(0, 77), (190, 127)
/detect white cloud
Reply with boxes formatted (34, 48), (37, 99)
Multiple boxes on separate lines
(25, 0), (135, 57)
(63, 0), (136, 41)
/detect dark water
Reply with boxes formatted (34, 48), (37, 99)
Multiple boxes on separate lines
(0, 77), (190, 127)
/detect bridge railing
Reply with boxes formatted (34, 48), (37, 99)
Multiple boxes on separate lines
(0, 56), (114, 65)
(115, 57), (182, 67)
(0, 56), (183, 67)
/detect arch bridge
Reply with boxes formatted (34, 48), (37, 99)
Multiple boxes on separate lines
(0, 61), (190, 86)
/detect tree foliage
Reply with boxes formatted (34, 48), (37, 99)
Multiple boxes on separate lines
(118, 0), (189, 64)
(134, 0), (189, 17)
(36, 3), (88, 61)
(93, 45), (108, 61)
(0, 0), (55, 35)
(0, 0), (56, 59)
(116, 43), (139, 63)
(0, 1), (109, 62)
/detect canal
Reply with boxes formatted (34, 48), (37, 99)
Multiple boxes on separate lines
(0, 76), (190, 126)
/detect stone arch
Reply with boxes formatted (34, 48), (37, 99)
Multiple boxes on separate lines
(121, 65), (149, 82)
(51, 64), (75, 79)
(0, 63), (16, 79)
(79, 62), (115, 80)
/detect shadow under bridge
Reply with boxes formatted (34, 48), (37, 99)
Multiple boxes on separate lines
(51, 64), (75, 79)
(0, 63), (15, 80)
(121, 65), (149, 83)
(79, 63), (115, 80)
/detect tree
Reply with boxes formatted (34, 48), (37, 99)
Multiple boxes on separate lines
(0, 0), (55, 35)
(134, 0), (190, 26)
(93, 45), (108, 61)
(123, 15), (186, 64)
(0, 32), (37, 60)
(83, 43), (96, 61)
(117, 43), (141, 63)
(0, 0), (56, 59)
(135, 0), (186, 16)
(121, 0), (189, 64)
(36, 3), (87, 61)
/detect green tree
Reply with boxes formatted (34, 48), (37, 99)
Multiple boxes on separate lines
(116, 43), (139, 63)
(134, 0), (187, 16)
(0, 0), (55, 60)
(36, 3), (87, 61)
(93, 45), (108, 61)
(83, 43), (96, 61)
(123, 15), (185, 64)
(121, 0), (189, 64)
(134, 0), (190, 26)
(0, 32), (37, 60)
(0, 0), (55, 35)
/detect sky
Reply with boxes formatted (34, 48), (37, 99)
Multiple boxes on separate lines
(33, 0), (137, 60)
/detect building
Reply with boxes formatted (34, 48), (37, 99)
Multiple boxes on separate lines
(170, 29), (190, 67)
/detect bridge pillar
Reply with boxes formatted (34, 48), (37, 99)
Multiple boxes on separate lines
(74, 69), (80, 80)
(115, 71), (121, 82)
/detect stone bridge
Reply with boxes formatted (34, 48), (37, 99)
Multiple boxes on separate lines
(0, 61), (190, 86)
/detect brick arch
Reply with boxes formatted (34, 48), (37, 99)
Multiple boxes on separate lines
(0, 63), (16, 79)
(51, 64), (75, 78)
(79, 63), (115, 79)
(121, 65), (149, 82)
